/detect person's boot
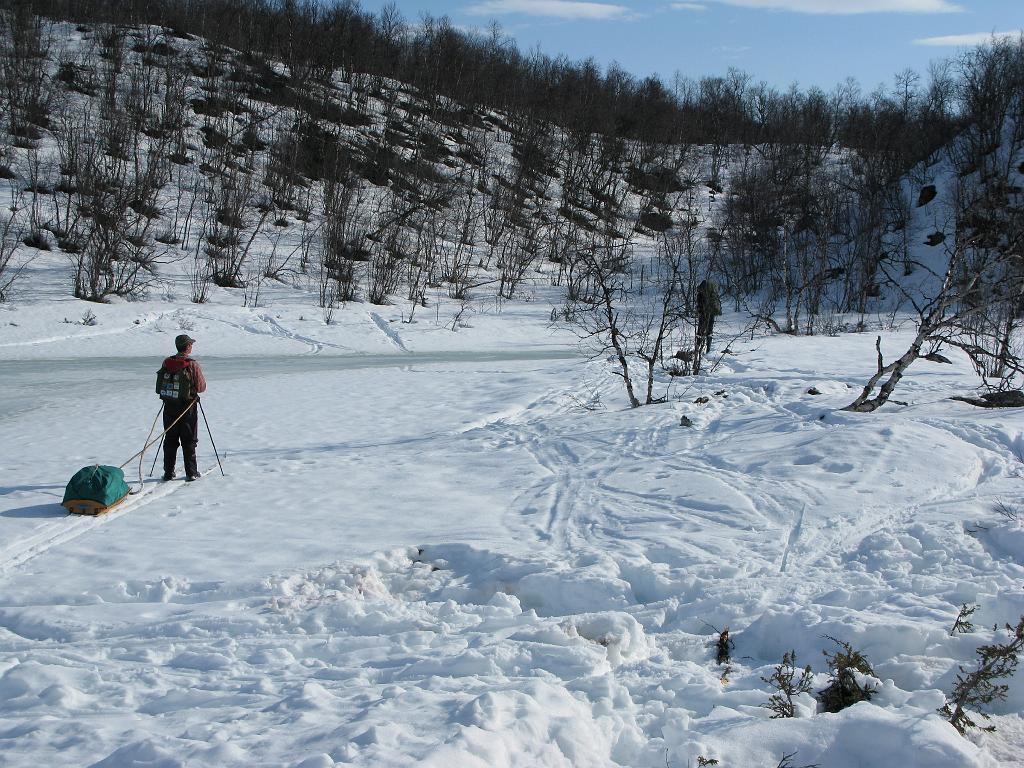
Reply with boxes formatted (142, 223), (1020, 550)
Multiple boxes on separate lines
(183, 445), (199, 481)
(163, 454), (177, 481)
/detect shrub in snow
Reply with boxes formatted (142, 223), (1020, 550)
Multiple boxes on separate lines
(917, 184), (937, 207)
(817, 636), (875, 713)
(0, 211), (27, 301)
(939, 615), (1024, 734)
(713, 625), (733, 665)
(994, 500), (1020, 523)
(23, 229), (50, 250)
(762, 650), (815, 719)
(949, 603), (978, 636)
(775, 751), (820, 768)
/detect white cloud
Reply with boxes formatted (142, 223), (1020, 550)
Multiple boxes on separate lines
(914, 30), (1023, 46)
(699, 0), (962, 13)
(671, 2), (708, 10)
(465, 0), (630, 20)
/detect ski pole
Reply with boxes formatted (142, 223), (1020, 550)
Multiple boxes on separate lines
(147, 403), (165, 479)
(149, 438), (161, 477)
(121, 400), (196, 470)
(198, 398), (225, 477)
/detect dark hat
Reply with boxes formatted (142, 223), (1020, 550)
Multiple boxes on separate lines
(175, 333), (196, 351)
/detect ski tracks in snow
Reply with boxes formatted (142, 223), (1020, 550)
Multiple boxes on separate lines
(183, 310), (353, 354)
(514, 427), (587, 549)
(369, 311), (409, 352)
(0, 467), (217, 574)
(256, 312), (330, 353)
(0, 311), (164, 349)
(778, 504), (805, 574)
(503, 408), (787, 572)
(495, 374), (1014, 584)
(512, 373), (1021, 577)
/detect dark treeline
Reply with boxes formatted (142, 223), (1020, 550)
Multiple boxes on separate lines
(8, 0), (719, 144)
(10, 0), (966, 157)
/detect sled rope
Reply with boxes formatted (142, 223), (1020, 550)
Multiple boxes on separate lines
(119, 399), (198, 478)
(133, 404), (164, 489)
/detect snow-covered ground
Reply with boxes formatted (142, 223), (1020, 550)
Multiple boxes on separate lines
(2, 267), (1024, 767)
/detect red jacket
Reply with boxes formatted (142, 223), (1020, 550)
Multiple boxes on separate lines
(161, 354), (207, 394)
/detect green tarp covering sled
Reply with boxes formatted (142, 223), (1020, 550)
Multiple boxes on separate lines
(62, 465), (131, 516)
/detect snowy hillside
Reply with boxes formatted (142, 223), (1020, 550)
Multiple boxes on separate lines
(0, 19), (697, 316)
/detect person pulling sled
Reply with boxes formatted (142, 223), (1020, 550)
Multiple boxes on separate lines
(156, 334), (207, 481)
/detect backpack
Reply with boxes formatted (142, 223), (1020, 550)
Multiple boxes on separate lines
(156, 363), (195, 403)
(706, 282), (722, 316)
(698, 280), (723, 317)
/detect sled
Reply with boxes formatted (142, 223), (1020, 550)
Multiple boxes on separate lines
(62, 465), (131, 516)
(62, 495), (130, 516)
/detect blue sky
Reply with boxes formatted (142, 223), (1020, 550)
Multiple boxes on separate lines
(355, 0), (1022, 92)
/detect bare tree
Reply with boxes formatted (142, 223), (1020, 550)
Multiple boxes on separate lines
(319, 172), (369, 305)
(844, 231), (1024, 412)
(204, 166), (270, 288)
(402, 205), (440, 321)
(367, 194), (410, 305)
(0, 4), (53, 145)
(497, 218), (543, 301)
(189, 238), (213, 304)
(438, 186), (481, 300)
(60, 97), (168, 301)
(566, 234), (643, 407)
(0, 206), (27, 300)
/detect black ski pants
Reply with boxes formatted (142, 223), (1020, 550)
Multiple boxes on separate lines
(697, 313), (715, 353)
(163, 399), (199, 477)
